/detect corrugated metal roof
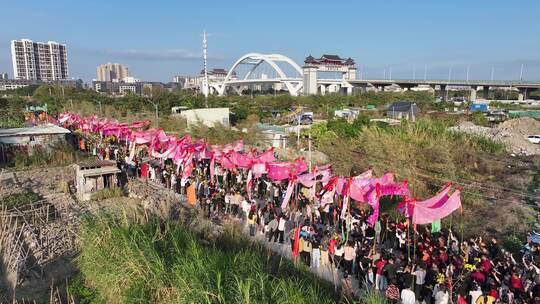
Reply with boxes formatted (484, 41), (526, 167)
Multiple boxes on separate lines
(0, 124), (70, 137)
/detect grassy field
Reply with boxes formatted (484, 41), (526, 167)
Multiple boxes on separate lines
(75, 212), (364, 304)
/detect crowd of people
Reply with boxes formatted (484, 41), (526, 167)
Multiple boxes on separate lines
(96, 144), (540, 304)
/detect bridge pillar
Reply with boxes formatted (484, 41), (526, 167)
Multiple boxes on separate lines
(482, 86), (490, 100)
(233, 86), (243, 96)
(345, 67), (356, 80)
(518, 88), (531, 101)
(378, 85), (385, 92)
(401, 85), (415, 92)
(470, 86), (477, 102)
(319, 85), (326, 96)
(346, 86), (353, 95)
(303, 65), (318, 95)
(439, 84), (447, 101)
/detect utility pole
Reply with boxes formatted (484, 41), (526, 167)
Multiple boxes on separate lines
(202, 30), (209, 108)
(520, 63), (524, 82)
(424, 64), (427, 81)
(308, 134), (312, 173)
(147, 99), (159, 127)
(466, 66), (470, 82)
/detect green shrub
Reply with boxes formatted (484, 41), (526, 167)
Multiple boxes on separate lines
(471, 110), (488, 126)
(356, 287), (388, 304)
(327, 119), (359, 138)
(0, 191), (41, 209)
(67, 274), (104, 304)
(502, 234), (523, 255)
(352, 115), (371, 129)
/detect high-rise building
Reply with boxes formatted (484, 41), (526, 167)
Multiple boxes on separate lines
(96, 63), (130, 82)
(11, 39), (69, 81)
(0, 73), (7, 80)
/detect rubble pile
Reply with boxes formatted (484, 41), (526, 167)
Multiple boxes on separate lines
(449, 118), (540, 155)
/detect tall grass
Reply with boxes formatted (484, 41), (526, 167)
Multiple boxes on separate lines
(316, 118), (536, 237)
(91, 187), (124, 201)
(77, 213), (340, 304)
(10, 141), (89, 169)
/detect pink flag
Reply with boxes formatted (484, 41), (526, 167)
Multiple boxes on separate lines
(181, 154), (194, 179)
(400, 183), (452, 217)
(246, 170), (253, 200)
(230, 151), (252, 168)
(413, 189), (461, 225)
(365, 185), (381, 226)
(253, 147), (275, 163)
(294, 157), (308, 174)
(220, 154), (236, 170)
(210, 153), (215, 184)
(281, 179), (296, 210)
(267, 162), (292, 181)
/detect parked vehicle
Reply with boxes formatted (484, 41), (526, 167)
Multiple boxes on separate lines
(288, 112), (313, 125)
(528, 135), (540, 144)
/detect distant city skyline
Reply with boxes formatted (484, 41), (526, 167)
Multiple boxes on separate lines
(1, 0), (539, 82)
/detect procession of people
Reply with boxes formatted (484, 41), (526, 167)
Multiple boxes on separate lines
(60, 112), (540, 304)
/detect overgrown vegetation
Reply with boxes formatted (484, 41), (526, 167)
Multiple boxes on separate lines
(6, 141), (90, 169)
(0, 191), (41, 209)
(91, 188), (124, 201)
(305, 118), (535, 238)
(77, 213), (343, 304)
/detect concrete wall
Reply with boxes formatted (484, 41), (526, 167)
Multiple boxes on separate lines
(178, 108), (230, 128)
(0, 134), (64, 146)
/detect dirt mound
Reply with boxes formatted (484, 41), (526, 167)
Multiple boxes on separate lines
(450, 118), (540, 155)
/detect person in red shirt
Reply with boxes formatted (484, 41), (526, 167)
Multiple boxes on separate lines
(480, 254), (491, 274)
(510, 272), (524, 298)
(140, 162), (149, 181)
(471, 268), (486, 285)
(374, 257), (386, 291)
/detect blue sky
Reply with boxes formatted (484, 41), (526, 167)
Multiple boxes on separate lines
(1, 0), (539, 82)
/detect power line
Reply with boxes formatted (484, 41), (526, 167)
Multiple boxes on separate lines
(356, 153), (538, 201)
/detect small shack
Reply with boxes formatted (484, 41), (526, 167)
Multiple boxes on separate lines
(0, 123), (70, 146)
(387, 101), (420, 121)
(74, 160), (121, 201)
(0, 124), (71, 163)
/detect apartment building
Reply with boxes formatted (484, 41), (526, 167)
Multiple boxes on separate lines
(11, 39), (69, 81)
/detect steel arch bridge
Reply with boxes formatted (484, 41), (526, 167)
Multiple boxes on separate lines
(211, 53), (304, 96)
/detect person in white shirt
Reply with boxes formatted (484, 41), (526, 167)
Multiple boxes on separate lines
(469, 284), (482, 304)
(170, 173), (177, 193)
(401, 286), (416, 304)
(276, 216), (286, 243)
(224, 192), (231, 214)
(434, 285), (449, 304)
(241, 198), (251, 220)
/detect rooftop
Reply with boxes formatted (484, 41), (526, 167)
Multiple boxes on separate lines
(388, 101), (420, 112)
(0, 124), (70, 138)
(76, 160), (118, 170)
(304, 54), (355, 66)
